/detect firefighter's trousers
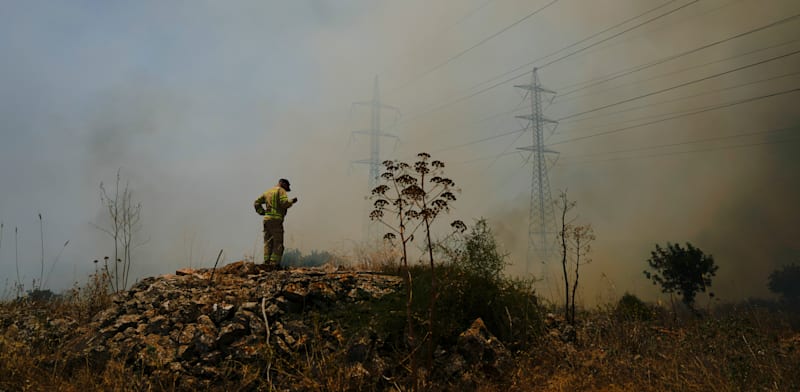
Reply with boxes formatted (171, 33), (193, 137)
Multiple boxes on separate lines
(263, 218), (284, 265)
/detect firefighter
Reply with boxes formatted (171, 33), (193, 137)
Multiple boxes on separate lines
(254, 178), (297, 267)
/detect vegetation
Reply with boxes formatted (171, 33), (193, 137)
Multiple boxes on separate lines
(281, 248), (337, 267)
(643, 242), (718, 311)
(614, 292), (655, 321)
(555, 191), (595, 325)
(768, 262), (800, 301)
(2, 277), (799, 391)
(2, 156), (796, 392)
(0, 217), (797, 391)
(369, 152), (465, 380)
(94, 169), (143, 292)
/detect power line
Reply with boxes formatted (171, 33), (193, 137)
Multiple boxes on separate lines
(538, 0), (700, 69)
(561, 70), (800, 125)
(388, 0), (560, 95)
(557, 48), (800, 122)
(556, 133), (800, 166)
(455, 150), (522, 165)
(437, 70), (800, 156)
(452, 0), (500, 28)
(389, 0), (697, 128)
(439, 60), (800, 154)
(489, 123), (535, 167)
(429, 67), (800, 147)
(433, 126), (527, 153)
(554, 15), (800, 100)
(561, 125), (800, 160)
(457, 125), (800, 166)
(450, 49), (800, 141)
(550, 86), (800, 146)
(418, 33), (800, 158)
(555, 0), (748, 91)
(380, 0), (501, 83)
(460, 0), (684, 93)
(558, 73), (800, 134)
(429, 89), (530, 152)
(558, 38), (799, 103)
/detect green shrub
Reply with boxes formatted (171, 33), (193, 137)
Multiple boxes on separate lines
(406, 219), (543, 349)
(282, 249), (335, 267)
(614, 292), (654, 321)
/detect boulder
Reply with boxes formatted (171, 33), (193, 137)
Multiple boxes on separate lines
(455, 318), (513, 378)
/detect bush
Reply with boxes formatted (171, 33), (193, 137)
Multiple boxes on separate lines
(453, 219), (506, 281)
(614, 292), (654, 321)
(407, 219), (542, 349)
(768, 263), (800, 301)
(281, 249), (336, 267)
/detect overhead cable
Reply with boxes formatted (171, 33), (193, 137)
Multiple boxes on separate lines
(388, 0), (560, 95)
(389, 0), (696, 128)
(554, 14), (800, 100)
(556, 48), (800, 121)
(550, 86), (800, 146)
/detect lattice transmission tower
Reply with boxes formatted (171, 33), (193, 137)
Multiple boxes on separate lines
(351, 76), (400, 240)
(514, 68), (558, 277)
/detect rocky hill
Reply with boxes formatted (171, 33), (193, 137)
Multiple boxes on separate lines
(2, 261), (513, 391)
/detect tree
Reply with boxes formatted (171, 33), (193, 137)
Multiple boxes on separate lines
(370, 152), (465, 383)
(555, 191), (595, 325)
(643, 242), (717, 311)
(768, 263), (800, 301)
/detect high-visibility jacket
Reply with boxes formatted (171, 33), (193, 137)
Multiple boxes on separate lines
(254, 186), (294, 220)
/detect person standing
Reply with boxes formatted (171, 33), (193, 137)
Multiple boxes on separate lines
(254, 178), (297, 267)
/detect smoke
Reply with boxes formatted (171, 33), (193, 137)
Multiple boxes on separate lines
(0, 0), (798, 303)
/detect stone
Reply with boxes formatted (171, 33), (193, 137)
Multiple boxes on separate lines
(217, 322), (248, 346)
(193, 315), (218, 353)
(456, 318), (513, 379)
(138, 334), (175, 368)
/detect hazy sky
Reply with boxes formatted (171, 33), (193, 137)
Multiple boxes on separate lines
(1, 0), (798, 304)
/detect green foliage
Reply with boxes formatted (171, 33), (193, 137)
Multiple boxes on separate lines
(408, 265), (542, 350)
(768, 263), (800, 301)
(614, 292), (654, 321)
(410, 221), (542, 349)
(281, 249), (335, 267)
(643, 242), (718, 310)
(452, 219), (506, 281)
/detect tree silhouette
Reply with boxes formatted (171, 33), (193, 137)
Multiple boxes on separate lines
(768, 263), (800, 301)
(643, 242), (717, 311)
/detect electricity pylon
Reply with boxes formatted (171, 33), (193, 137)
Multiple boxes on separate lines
(514, 68), (558, 277)
(351, 76), (400, 240)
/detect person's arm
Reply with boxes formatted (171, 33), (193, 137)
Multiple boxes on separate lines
(279, 189), (295, 209)
(254, 194), (266, 215)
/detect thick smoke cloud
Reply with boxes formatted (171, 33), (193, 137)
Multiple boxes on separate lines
(0, 0), (798, 305)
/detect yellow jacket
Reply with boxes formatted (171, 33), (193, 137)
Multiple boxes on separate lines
(254, 186), (294, 220)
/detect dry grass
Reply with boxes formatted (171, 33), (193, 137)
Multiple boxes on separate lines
(499, 304), (800, 392)
(338, 240), (401, 272)
(2, 267), (798, 391)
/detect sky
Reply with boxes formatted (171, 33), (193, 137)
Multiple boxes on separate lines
(0, 0), (798, 304)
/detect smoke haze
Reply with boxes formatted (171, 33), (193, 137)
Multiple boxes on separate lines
(1, 0), (798, 305)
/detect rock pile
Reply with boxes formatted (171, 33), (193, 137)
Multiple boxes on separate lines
(61, 261), (404, 389)
(2, 261), (516, 390)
